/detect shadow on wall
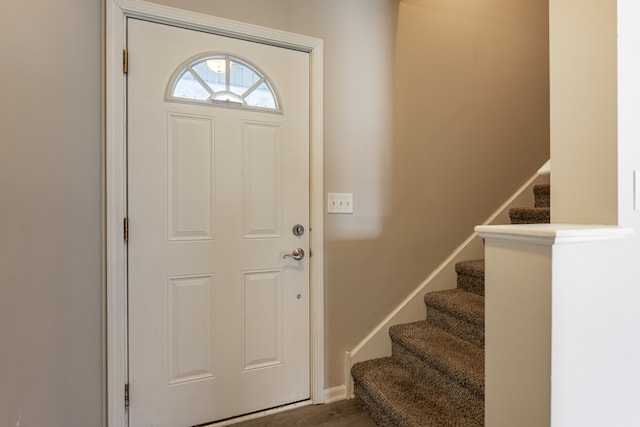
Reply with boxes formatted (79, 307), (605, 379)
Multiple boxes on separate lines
(324, 0), (549, 386)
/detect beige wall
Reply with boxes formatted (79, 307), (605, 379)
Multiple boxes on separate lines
(0, 0), (104, 426)
(0, 0), (548, 424)
(550, 0), (618, 224)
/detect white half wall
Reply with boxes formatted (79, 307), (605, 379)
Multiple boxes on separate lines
(477, 224), (635, 426)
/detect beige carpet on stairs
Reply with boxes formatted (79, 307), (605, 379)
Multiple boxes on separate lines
(351, 184), (550, 426)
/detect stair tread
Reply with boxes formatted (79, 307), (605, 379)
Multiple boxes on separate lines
(424, 289), (484, 326)
(352, 357), (482, 427)
(389, 321), (484, 397)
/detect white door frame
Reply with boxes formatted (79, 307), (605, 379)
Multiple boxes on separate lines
(105, 1), (324, 425)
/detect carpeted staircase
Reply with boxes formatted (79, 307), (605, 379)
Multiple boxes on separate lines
(351, 184), (551, 426)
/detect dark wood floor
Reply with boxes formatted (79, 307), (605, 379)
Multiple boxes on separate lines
(229, 399), (377, 427)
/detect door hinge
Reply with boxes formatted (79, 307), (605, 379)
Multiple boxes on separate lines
(124, 383), (130, 408)
(123, 49), (128, 74)
(124, 217), (129, 241)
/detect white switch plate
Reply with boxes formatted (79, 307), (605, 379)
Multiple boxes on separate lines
(328, 193), (354, 214)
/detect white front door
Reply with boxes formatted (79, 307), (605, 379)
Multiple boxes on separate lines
(127, 19), (310, 427)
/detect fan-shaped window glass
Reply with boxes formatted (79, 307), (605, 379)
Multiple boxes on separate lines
(168, 54), (280, 112)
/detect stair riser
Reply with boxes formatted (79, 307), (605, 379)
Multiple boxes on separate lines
(457, 275), (485, 296)
(534, 184), (550, 208)
(510, 217), (549, 224)
(354, 382), (408, 427)
(425, 307), (484, 348)
(454, 260), (485, 296)
(509, 208), (550, 224)
(535, 195), (550, 208)
(391, 343), (484, 425)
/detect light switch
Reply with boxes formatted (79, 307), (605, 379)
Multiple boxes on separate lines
(328, 193), (354, 214)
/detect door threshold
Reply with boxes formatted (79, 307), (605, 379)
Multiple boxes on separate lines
(199, 400), (313, 427)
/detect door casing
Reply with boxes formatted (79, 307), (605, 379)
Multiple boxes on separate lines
(105, 1), (325, 426)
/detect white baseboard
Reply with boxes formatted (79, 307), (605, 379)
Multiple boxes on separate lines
(324, 384), (349, 403)
(344, 167), (549, 396)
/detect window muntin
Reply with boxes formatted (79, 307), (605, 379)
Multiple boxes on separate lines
(168, 54), (280, 112)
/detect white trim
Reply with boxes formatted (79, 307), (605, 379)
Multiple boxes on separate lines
(344, 351), (353, 398)
(115, 0), (320, 51)
(309, 37), (325, 408)
(476, 224), (634, 245)
(344, 170), (545, 397)
(537, 159), (551, 176)
(106, 1), (128, 426)
(106, 1), (324, 425)
(324, 385), (348, 404)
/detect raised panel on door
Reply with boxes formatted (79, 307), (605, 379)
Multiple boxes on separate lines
(167, 274), (216, 384)
(167, 114), (215, 241)
(242, 121), (282, 239)
(242, 270), (283, 371)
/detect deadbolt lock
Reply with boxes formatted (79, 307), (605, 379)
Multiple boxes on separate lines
(292, 224), (305, 237)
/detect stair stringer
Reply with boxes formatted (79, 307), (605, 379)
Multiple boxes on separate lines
(345, 170), (550, 398)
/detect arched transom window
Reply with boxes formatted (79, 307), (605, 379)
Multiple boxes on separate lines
(167, 53), (281, 112)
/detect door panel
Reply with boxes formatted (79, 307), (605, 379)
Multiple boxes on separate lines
(167, 274), (215, 384)
(242, 270), (283, 370)
(242, 121), (283, 238)
(127, 18), (310, 427)
(167, 114), (215, 241)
